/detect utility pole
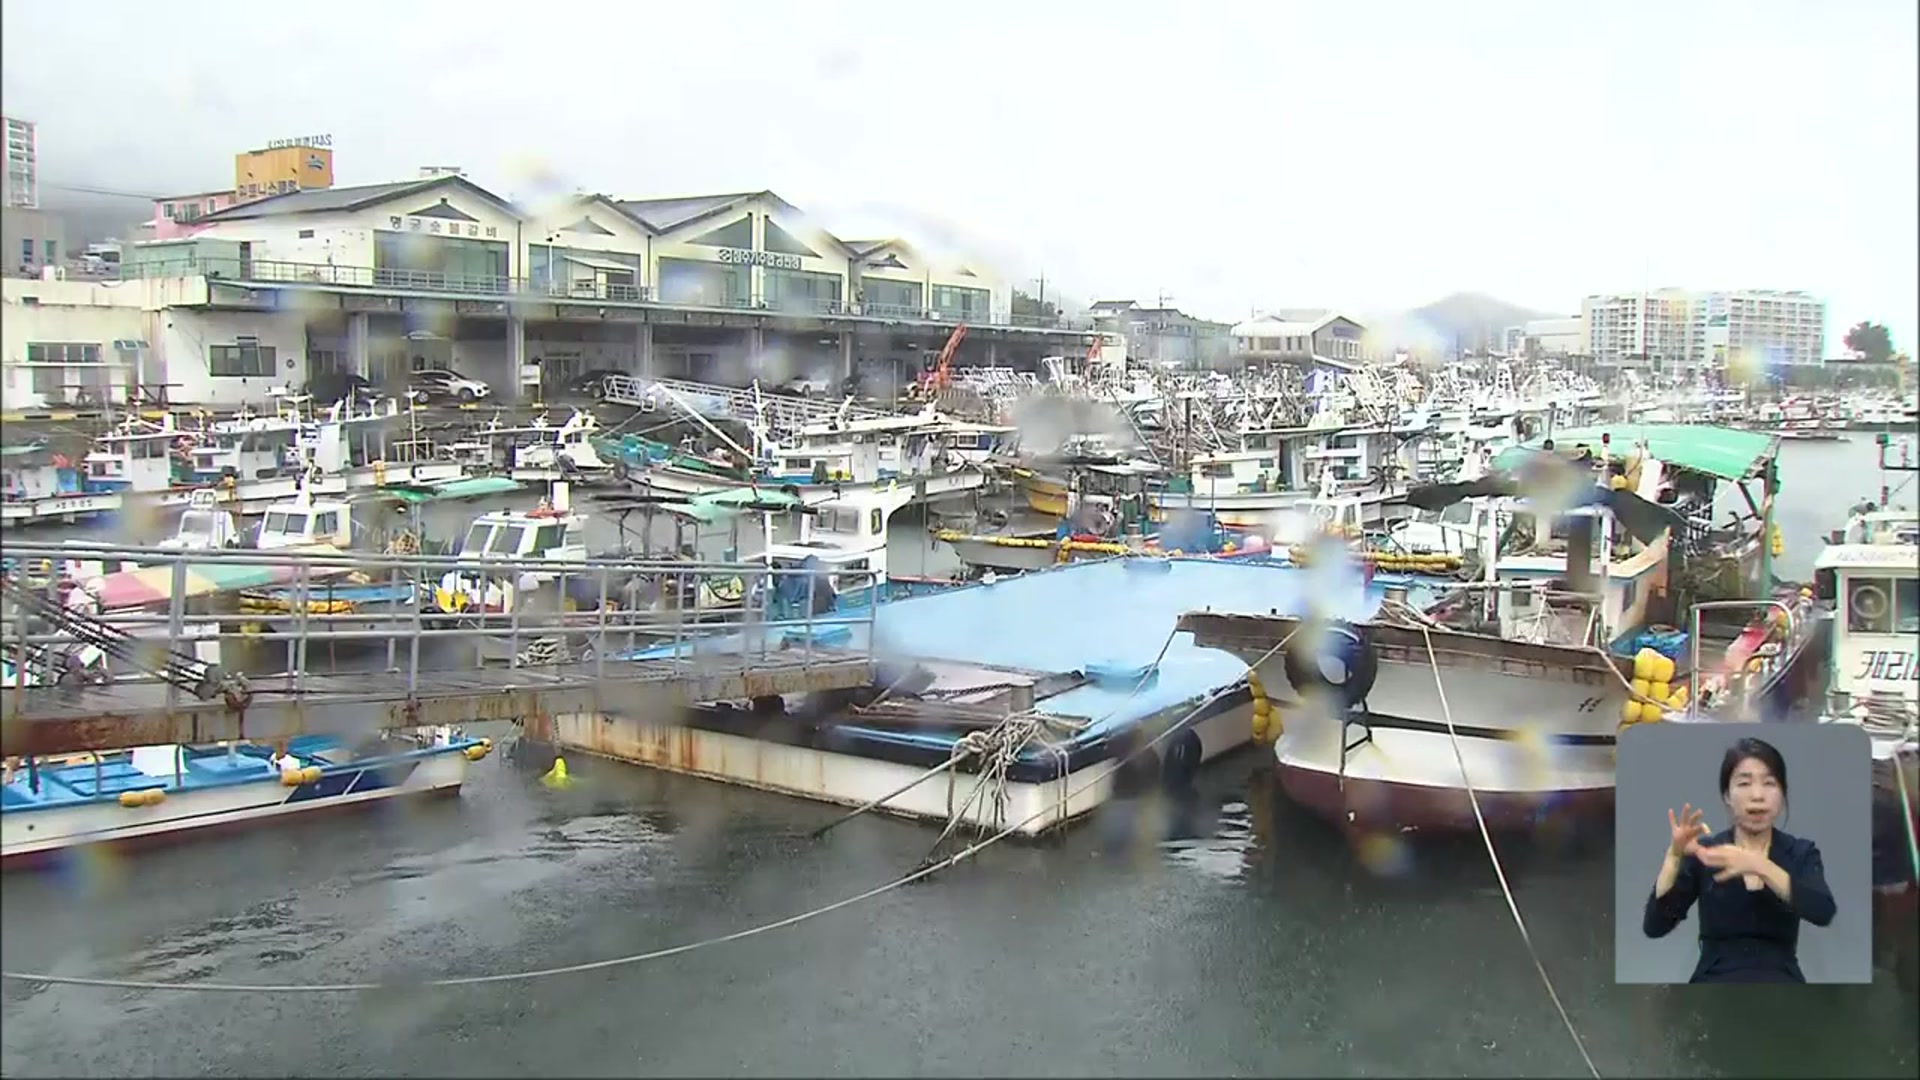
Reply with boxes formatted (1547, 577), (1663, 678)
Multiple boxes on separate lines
(1032, 271), (1047, 311)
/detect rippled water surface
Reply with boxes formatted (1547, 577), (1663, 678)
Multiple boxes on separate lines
(3, 741), (1916, 1078)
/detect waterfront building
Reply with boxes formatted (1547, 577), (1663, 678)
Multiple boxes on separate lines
(4, 174), (1110, 409)
(1582, 288), (1825, 371)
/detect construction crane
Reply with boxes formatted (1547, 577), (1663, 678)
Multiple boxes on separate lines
(914, 323), (968, 398)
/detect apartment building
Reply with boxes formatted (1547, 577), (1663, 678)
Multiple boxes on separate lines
(1581, 289), (1825, 370)
(5, 116), (37, 209)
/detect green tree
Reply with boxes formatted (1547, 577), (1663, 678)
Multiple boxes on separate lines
(1011, 288), (1058, 321)
(1844, 320), (1895, 363)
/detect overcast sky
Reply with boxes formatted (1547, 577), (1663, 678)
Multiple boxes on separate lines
(4, 0), (1914, 351)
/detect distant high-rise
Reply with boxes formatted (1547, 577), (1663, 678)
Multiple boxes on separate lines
(4, 115), (38, 209)
(1581, 289), (1825, 370)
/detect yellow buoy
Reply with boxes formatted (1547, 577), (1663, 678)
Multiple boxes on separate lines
(541, 757), (574, 790)
(1650, 680), (1671, 703)
(142, 788), (167, 806)
(1632, 648), (1659, 682)
(1668, 685), (1690, 710)
(280, 769), (304, 787)
(1620, 699), (1641, 725)
(1651, 653), (1677, 685)
(301, 766), (323, 784)
(1631, 677), (1652, 699)
(119, 789), (145, 807)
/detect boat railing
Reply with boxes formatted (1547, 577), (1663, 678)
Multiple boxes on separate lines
(0, 542), (879, 713)
(1685, 597), (1805, 713)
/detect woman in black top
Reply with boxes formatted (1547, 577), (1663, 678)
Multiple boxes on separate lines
(1644, 737), (1838, 983)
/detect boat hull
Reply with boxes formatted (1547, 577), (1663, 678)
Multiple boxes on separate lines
(2, 749), (472, 866)
(538, 697), (1257, 835)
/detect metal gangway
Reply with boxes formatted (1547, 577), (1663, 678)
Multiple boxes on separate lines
(599, 374), (893, 434)
(0, 543), (879, 757)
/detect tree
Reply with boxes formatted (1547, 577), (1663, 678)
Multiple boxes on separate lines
(1844, 321), (1895, 364)
(1010, 288), (1058, 321)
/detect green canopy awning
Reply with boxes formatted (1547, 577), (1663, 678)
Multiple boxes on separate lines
(1495, 424), (1779, 481)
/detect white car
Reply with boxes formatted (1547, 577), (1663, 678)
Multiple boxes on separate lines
(410, 368), (493, 403)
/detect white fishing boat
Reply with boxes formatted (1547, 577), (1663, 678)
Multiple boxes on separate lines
(2, 731), (491, 867)
(1178, 426), (1826, 833)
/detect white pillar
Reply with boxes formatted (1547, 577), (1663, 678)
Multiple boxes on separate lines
(840, 331), (854, 378)
(508, 315), (527, 402)
(349, 311), (370, 378)
(636, 322), (653, 378)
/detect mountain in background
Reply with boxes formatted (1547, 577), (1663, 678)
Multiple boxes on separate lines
(33, 187), (154, 247)
(1393, 291), (1559, 355)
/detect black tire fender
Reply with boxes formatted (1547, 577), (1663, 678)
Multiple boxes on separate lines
(1281, 621), (1379, 706)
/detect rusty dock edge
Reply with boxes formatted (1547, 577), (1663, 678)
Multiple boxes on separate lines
(0, 656), (875, 757)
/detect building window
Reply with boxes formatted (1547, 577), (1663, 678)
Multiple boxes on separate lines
(209, 339), (277, 377)
(26, 342), (104, 404)
(163, 203), (175, 219)
(297, 229), (315, 239)
(765, 268), (842, 314)
(20, 238), (33, 266)
(862, 278), (922, 314)
(43, 240), (55, 264)
(930, 284), (990, 321)
(307, 349), (349, 378)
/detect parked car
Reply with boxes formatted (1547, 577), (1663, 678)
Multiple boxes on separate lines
(561, 368), (628, 401)
(779, 374), (834, 397)
(408, 367), (492, 403)
(303, 373), (380, 407)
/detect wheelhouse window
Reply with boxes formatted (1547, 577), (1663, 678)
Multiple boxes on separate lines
(1896, 578), (1919, 635)
(459, 523), (494, 554)
(263, 510), (307, 537)
(485, 524), (527, 556)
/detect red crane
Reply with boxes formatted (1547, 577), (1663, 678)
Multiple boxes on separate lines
(916, 323), (968, 397)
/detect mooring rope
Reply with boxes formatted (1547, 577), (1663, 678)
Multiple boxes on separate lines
(0, 626), (1300, 996)
(1410, 616), (1603, 1080)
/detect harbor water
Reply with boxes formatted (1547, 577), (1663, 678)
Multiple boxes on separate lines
(2, 434), (1916, 1077)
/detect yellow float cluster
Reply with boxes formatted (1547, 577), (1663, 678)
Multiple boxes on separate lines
(1770, 523), (1785, 559)
(464, 738), (494, 762)
(1621, 647), (1688, 725)
(1288, 548), (1464, 573)
(1248, 669), (1281, 744)
(117, 787), (167, 808)
(278, 765), (326, 787)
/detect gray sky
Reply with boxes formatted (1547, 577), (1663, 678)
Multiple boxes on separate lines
(4, 0), (1914, 351)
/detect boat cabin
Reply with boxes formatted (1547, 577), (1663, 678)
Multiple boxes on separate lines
(82, 418), (186, 493)
(1814, 539), (1920, 715)
(1, 443), (79, 502)
(256, 493), (355, 550)
(506, 411), (610, 474)
(455, 501), (588, 564)
(160, 490), (242, 551)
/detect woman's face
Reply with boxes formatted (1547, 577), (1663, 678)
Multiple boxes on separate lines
(1724, 755), (1783, 831)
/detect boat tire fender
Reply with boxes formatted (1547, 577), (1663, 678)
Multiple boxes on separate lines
(1160, 728), (1203, 792)
(1281, 622), (1378, 707)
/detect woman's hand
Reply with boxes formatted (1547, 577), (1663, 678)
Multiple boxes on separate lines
(1667, 804), (1711, 858)
(1695, 843), (1764, 882)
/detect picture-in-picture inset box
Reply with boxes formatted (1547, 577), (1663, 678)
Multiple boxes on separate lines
(1614, 722), (1872, 985)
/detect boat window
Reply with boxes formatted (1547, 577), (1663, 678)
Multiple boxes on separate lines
(1848, 576), (1895, 634)
(832, 558), (872, 593)
(486, 524), (528, 556)
(1203, 462), (1237, 479)
(263, 510), (307, 537)
(459, 523), (493, 555)
(177, 510), (219, 541)
(1439, 503), (1472, 525)
(312, 511), (339, 537)
(531, 524), (566, 554)
(1896, 578), (1919, 635)
(868, 508), (883, 535)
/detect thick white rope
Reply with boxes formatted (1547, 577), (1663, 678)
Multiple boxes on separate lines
(1413, 619), (1603, 1080)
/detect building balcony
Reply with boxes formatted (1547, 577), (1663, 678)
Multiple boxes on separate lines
(113, 256), (1091, 332)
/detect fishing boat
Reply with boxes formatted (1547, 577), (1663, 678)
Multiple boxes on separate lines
(1177, 425), (1825, 833)
(1, 731), (492, 867)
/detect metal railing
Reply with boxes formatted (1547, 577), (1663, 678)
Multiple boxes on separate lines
(1685, 597), (1805, 714)
(1, 542), (878, 715)
(112, 256), (1100, 331)
(601, 374), (892, 428)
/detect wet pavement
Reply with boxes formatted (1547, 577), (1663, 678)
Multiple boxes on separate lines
(4, 737), (1916, 1078)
